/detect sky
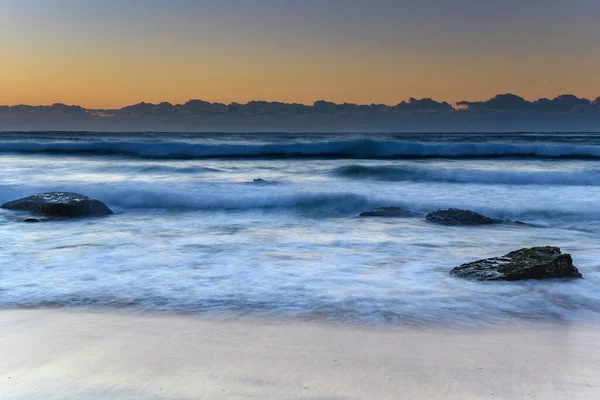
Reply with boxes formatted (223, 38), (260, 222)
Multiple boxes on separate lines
(1, 0), (599, 109)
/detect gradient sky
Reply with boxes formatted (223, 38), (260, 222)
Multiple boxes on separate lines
(1, 0), (599, 108)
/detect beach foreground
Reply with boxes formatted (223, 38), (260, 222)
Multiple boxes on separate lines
(1, 310), (599, 399)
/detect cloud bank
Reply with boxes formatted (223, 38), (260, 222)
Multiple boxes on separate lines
(1, 94), (599, 133)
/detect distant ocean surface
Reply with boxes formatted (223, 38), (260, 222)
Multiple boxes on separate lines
(1, 131), (600, 326)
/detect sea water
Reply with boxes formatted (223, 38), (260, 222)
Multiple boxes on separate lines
(1, 132), (599, 326)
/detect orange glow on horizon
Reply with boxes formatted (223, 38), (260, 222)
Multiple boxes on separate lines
(1, 2), (598, 109)
(2, 46), (598, 109)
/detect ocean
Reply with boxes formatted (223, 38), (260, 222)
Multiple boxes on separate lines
(1, 132), (599, 327)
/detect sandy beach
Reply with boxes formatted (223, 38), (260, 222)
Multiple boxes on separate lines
(2, 0), (599, 398)
(0, 310), (599, 400)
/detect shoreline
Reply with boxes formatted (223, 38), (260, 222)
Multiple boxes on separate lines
(2, 309), (599, 399)
(0, 304), (591, 331)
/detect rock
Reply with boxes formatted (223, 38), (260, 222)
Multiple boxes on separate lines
(359, 207), (419, 218)
(1, 192), (113, 218)
(426, 208), (502, 225)
(450, 246), (582, 281)
(23, 218), (42, 223)
(246, 178), (280, 185)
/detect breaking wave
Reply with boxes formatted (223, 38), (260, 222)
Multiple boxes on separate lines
(0, 184), (375, 216)
(335, 165), (600, 185)
(2, 139), (600, 159)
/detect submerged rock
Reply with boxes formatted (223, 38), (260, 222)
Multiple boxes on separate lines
(1, 192), (113, 218)
(426, 208), (502, 226)
(246, 178), (280, 185)
(359, 207), (419, 218)
(23, 217), (42, 223)
(450, 246), (582, 281)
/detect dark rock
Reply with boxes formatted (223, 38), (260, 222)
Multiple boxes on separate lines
(450, 246), (582, 281)
(1, 192), (113, 218)
(359, 207), (419, 218)
(426, 208), (502, 225)
(246, 178), (280, 185)
(23, 218), (42, 223)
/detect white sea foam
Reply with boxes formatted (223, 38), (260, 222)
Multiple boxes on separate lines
(1, 133), (600, 326)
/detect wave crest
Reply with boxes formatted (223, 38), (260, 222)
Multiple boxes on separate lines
(335, 165), (600, 186)
(0, 185), (374, 216)
(2, 139), (600, 159)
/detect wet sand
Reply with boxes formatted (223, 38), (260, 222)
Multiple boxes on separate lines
(1, 309), (599, 399)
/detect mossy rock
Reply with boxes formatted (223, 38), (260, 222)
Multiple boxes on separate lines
(450, 246), (582, 281)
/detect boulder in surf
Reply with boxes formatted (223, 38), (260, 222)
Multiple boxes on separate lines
(359, 207), (420, 218)
(426, 208), (502, 225)
(450, 246), (582, 281)
(1, 192), (113, 218)
(246, 178), (280, 185)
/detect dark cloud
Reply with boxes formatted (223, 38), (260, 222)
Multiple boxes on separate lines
(1, 95), (599, 133)
(235, 101), (309, 116)
(395, 97), (453, 112)
(0, 103), (87, 116)
(3, 96), (598, 117)
(457, 93), (598, 113)
(119, 102), (177, 116)
(457, 93), (530, 111)
(182, 100), (227, 115)
(532, 94), (592, 112)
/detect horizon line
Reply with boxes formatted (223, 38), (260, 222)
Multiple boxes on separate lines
(2, 92), (600, 111)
